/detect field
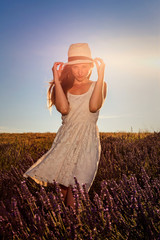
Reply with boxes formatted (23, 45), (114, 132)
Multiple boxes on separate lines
(0, 132), (160, 239)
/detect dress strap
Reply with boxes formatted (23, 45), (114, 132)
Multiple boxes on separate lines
(90, 81), (96, 90)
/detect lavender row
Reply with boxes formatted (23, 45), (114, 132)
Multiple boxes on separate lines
(0, 132), (160, 239)
(0, 167), (159, 239)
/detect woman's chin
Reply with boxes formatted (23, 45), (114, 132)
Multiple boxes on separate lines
(75, 77), (87, 82)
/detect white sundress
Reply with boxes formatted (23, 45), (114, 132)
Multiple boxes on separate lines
(23, 81), (101, 191)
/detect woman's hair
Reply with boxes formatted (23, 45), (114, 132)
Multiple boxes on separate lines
(47, 63), (94, 113)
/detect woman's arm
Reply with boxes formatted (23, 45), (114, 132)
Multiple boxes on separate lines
(53, 62), (70, 115)
(89, 58), (107, 112)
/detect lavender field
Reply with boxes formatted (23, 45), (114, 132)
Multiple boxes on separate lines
(0, 132), (160, 239)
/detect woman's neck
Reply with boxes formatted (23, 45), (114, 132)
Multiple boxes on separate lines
(74, 78), (90, 85)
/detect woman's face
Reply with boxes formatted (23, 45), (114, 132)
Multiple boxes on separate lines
(71, 63), (93, 81)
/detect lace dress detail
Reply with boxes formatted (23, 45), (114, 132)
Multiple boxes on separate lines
(23, 81), (101, 191)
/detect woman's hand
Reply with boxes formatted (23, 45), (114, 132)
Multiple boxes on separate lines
(94, 58), (105, 82)
(52, 62), (64, 83)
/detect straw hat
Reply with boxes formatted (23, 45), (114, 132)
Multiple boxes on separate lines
(64, 43), (94, 65)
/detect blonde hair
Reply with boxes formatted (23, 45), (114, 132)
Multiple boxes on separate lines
(47, 63), (94, 113)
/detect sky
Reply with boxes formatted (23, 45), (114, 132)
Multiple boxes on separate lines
(0, 0), (160, 133)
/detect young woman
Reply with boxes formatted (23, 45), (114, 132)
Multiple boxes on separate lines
(23, 43), (107, 207)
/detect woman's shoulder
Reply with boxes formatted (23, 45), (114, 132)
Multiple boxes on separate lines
(89, 80), (96, 85)
(90, 80), (107, 88)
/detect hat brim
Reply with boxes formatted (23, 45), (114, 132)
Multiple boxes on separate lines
(64, 59), (94, 66)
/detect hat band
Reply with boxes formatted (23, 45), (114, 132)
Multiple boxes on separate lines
(68, 56), (93, 62)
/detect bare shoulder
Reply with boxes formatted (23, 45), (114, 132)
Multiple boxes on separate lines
(89, 80), (95, 84)
(89, 80), (96, 87)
